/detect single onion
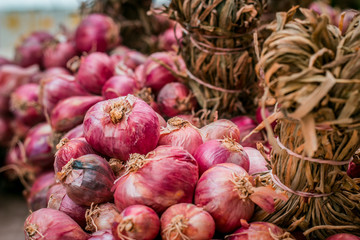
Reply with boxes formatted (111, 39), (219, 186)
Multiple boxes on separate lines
(57, 154), (115, 206)
(111, 48), (147, 70)
(89, 230), (116, 240)
(40, 74), (90, 115)
(159, 117), (203, 156)
(194, 138), (249, 175)
(26, 171), (55, 211)
(4, 144), (27, 180)
(43, 41), (77, 69)
(161, 203), (215, 240)
(31, 66), (69, 84)
(86, 203), (120, 232)
(47, 183), (88, 228)
(113, 145), (198, 213)
(84, 95), (160, 160)
(51, 95), (103, 132)
(177, 114), (201, 128)
(243, 147), (269, 175)
(102, 75), (139, 99)
(231, 116), (263, 147)
(157, 82), (197, 117)
(201, 119), (241, 143)
(76, 52), (115, 94)
(143, 52), (184, 92)
(195, 163), (288, 233)
(24, 123), (53, 168)
(156, 113), (167, 128)
(158, 25), (183, 51)
(225, 221), (294, 240)
(24, 208), (88, 240)
(309, 2), (338, 25)
(134, 64), (146, 88)
(15, 31), (54, 68)
(112, 205), (160, 240)
(326, 234), (360, 240)
(0, 116), (12, 146)
(63, 124), (84, 140)
(255, 107), (276, 129)
(75, 14), (119, 53)
(10, 83), (44, 126)
(54, 137), (95, 173)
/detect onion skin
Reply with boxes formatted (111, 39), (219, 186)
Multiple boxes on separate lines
(84, 95), (160, 160)
(31, 67), (69, 84)
(10, 83), (44, 126)
(309, 2), (338, 25)
(158, 25), (183, 51)
(54, 137), (95, 173)
(111, 48), (147, 70)
(201, 119), (241, 143)
(102, 75), (139, 99)
(243, 147), (269, 175)
(40, 74), (90, 116)
(231, 116), (263, 147)
(75, 14), (119, 53)
(43, 41), (77, 69)
(326, 234), (360, 240)
(50, 96), (103, 132)
(194, 138), (250, 175)
(112, 205), (160, 240)
(26, 171), (55, 211)
(157, 82), (197, 117)
(156, 113), (167, 128)
(114, 145), (199, 214)
(177, 114), (201, 128)
(76, 52), (115, 94)
(86, 203), (120, 232)
(63, 124), (84, 140)
(24, 123), (53, 168)
(57, 154), (115, 206)
(159, 117), (203, 156)
(24, 208), (88, 240)
(161, 203), (215, 240)
(89, 230), (116, 240)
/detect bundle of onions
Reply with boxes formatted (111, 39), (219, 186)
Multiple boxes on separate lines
(112, 205), (160, 240)
(195, 163), (287, 233)
(26, 171), (55, 211)
(158, 117), (203, 155)
(201, 119), (241, 143)
(24, 208), (88, 240)
(161, 203), (215, 240)
(113, 145), (198, 213)
(85, 203), (120, 232)
(57, 154), (115, 206)
(84, 95), (160, 160)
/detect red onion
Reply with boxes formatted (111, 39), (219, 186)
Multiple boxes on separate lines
(76, 52), (115, 94)
(54, 137), (95, 173)
(158, 25), (183, 51)
(135, 64), (146, 88)
(231, 116), (263, 147)
(161, 203), (215, 240)
(47, 183), (88, 228)
(102, 75), (139, 99)
(51, 95), (103, 132)
(194, 138), (249, 175)
(157, 82), (196, 117)
(4, 144), (26, 180)
(157, 113), (167, 128)
(143, 52), (184, 92)
(24, 123), (53, 168)
(347, 150), (360, 178)
(0, 95), (10, 114)
(255, 107), (276, 129)
(113, 145), (198, 213)
(26, 171), (55, 211)
(43, 41), (77, 69)
(243, 147), (269, 175)
(24, 208), (88, 240)
(15, 31), (54, 68)
(11, 117), (31, 140)
(10, 83), (44, 126)
(339, 10), (359, 34)
(112, 205), (160, 240)
(194, 163), (288, 233)
(86, 203), (120, 232)
(159, 117), (203, 156)
(0, 56), (11, 66)
(90, 230), (116, 240)
(63, 124), (84, 140)
(225, 221), (294, 240)
(177, 114), (201, 128)
(40, 74), (90, 115)
(57, 154), (115, 206)
(0, 116), (12, 146)
(75, 14), (119, 53)
(201, 119), (241, 143)
(135, 88), (161, 114)
(31, 67), (70, 84)
(309, 2), (338, 25)
(111, 48), (147, 70)
(84, 95), (160, 160)
(326, 234), (360, 240)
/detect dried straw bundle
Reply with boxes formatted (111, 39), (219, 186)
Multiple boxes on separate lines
(255, 7), (360, 239)
(167, 0), (266, 118)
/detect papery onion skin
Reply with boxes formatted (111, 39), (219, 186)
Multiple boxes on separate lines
(54, 137), (95, 173)
(176, 114), (201, 128)
(26, 171), (55, 211)
(102, 75), (139, 99)
(57, 154), (115, 206)
(201, 119), (241, 143)
(76, 52), (114, 94)
(326, 233), (360, 240)
(24, 208), (88, 240)
(114, 145), (199, 214)
(194, 138), (249, 175)
(75, 14), (119, 53)
(89, 230), (116, 240)
(159, 117), (203, 156)
(86, 203), (120, 232)
(43, 41), (77, 69)
(243, 147), (269, 175)
(161, 203), (215, 240)
(63, 124), (84, 140)
(84, 95), (160, 160)
(231, 116), (263, 147)
(50, 96), (103, 132)
(156, 113), (167, 128)
(112, 205), (160, 240)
